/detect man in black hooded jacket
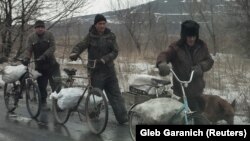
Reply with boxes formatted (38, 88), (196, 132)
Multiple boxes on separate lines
(69, 14), (128, 124)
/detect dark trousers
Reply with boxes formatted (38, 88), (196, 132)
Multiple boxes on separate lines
(37, 64), (62, 103)
(91, 70), (128, 124)
(187, 97), (203, 112)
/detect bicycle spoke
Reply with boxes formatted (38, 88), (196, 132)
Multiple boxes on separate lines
(4, 83), (18, 112)
(129, 112), (143, 141)
(52, 99), (71, 124)
(26, 82), (41, 118)
(85, 88), (108, 134)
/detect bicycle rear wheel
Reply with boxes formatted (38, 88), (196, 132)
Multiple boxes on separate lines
(4, 83), (18, 113)
(85, 88), (108, 134)
(25, 80), (41, 118)
(52, 98), (71, 124)
(129, 111), (144, 141)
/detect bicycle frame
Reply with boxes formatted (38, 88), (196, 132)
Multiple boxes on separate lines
(64, 57), (100, 112)
(169, 68), (194, 125)
(15, 59), (38, 98)
(4, 58), (41, 118)
(54, 57), (109, 134)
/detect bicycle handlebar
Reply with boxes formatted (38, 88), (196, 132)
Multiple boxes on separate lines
(170, 68), (194, 85)
(14, 58), (39, 63)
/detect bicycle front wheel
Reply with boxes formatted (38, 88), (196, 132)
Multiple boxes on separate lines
(4, 83), (17, 113)
(129, 111), (144, 141)
(25, 80), (41, 118)
(52, 98), (71, 124)
(85, 88), (108, 134)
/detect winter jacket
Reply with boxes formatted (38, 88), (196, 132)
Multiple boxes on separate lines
(23, 31), (58, 71)
(156, 39), (214, 98)
(71, 25), (118, 72)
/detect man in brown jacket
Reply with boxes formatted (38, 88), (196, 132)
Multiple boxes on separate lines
(156, 20), (214, 112)
(69, 14), (128, 124)
(22, 20), (62, 110)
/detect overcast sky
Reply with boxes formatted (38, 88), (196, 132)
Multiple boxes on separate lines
(81, 0), (155, 16)
(39, 0), (154, 21)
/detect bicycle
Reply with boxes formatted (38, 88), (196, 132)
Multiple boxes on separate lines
(128, 68), (210, 141)
(51, 57), (109, 134)
(3, 58), (42, 119)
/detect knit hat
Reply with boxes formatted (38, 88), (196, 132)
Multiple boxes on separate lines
(94, 14), (107, 25)
(181, 20), (199, 39)
(34, 20), (45, 28)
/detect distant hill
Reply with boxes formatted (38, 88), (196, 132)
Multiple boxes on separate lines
(67, 0), (232, 24)
(51, 0), (236, 46)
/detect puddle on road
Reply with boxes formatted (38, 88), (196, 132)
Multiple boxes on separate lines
(4, 112), (73, 138)
(3, 111), (132, 141)
(7, 113), (32, 123)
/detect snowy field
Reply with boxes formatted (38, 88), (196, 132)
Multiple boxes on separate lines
(0, 53), (249, 124)
(115, 53), (250, 125)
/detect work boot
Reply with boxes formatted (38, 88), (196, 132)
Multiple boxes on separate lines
(41, 102), (50, 111)
(118, 116), (129, 125)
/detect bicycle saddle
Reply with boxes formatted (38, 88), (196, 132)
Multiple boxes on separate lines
(63, 68), (77, 76)
(151, 78), (171, 86)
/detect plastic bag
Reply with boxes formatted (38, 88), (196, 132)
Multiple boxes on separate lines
(130, 98), (185, 124)
(50, 88), (83, 110)
(2, 64), (27, 83)
(129, 75), (170, 95)
(30, 69), (42, 79)
(78, 92), (103, 113)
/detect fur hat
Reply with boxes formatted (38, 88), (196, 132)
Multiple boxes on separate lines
(94, 14), (107, 25)
(181, 20), (199, 39)
(34, 20), (45, 28)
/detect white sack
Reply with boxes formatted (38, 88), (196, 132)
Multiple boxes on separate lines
(130, 75), (170, 95)
(50, 88), (83, 110)
(2, 65), (27, 83)
(50, 87), (103, 111)
(131, 98), (185, 124)
(30, 69), (42, 79)
(78, 92), (103, 113)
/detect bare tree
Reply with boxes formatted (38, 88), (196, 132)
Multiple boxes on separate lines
(0, 0), (90, 59)
(230, 0), (250, 57)
(185, 0), (218, 55)
(44, 0), (90, 30)
(15, 0), (40, 57)
(110, 0), (154, 54)
(0, 0), (13, 57)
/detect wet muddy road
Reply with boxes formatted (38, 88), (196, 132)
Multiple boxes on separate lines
(0, 95), (132, 141)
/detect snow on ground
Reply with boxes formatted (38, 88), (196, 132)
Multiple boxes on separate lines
(0, 53), (249, 124)
(115, 54), (250, 125)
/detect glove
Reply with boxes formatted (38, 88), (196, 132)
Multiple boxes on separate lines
(95, 59), (105, 67)
(191, 65), (203, 77)
(157, 62), (170, 76)
(22, 58), (30, 66)
(69, 53), (78, 61)
(37, 55), (46, 62)
(97, 59), (105, 64)
(100, 59), (105, 64)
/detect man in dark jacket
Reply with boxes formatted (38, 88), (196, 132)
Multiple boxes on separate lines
(69, 14), (128, 124)
(22, 20), (62, 109)
(156, 20), (214, 112)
